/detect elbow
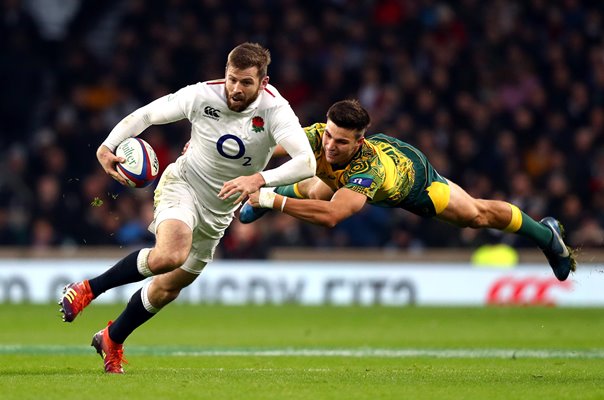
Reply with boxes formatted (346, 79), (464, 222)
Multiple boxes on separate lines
(324, 220), (338, 229)
(315, 203), (353, 228)
(319, 213), (341, 228)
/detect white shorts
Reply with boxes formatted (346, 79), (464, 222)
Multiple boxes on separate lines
(149, 163), (233, 274)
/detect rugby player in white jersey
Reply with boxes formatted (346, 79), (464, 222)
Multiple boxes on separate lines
(59, 43), (316, 373)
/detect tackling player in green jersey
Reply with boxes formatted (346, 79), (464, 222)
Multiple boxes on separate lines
(241, 99), (576, 281)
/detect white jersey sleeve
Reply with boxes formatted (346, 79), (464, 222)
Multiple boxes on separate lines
(259, 103), (315, 186)
(101, 86), (196, 151)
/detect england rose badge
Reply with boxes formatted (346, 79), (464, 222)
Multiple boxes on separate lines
(252, 116), (264, 133)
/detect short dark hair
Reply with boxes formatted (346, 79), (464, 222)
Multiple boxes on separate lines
(226, 43), (271, 78)
(326, 99), (371, 139)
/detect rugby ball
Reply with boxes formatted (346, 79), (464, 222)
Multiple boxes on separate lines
(115, 138), (159, 188)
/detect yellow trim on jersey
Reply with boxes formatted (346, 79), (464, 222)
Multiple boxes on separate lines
(426, 181), (450, 214)
(293, 183), (303, 198)
(504, 203), (523, 233)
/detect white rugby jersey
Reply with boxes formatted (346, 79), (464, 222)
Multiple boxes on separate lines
(102, 80), (314, 214)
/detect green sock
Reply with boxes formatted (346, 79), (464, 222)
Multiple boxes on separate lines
(275, 184), (303, 199)
(517, 211), (553, 248)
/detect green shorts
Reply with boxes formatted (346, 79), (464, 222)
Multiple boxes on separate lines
(395, 143), (450, 218)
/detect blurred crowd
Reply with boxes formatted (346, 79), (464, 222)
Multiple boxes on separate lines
(1, 0), (603, 256)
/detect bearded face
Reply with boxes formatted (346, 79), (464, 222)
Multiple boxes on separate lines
(224, 66), (268, 112)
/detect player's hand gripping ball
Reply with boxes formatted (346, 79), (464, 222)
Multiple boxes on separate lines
(115, 138), (160, 188)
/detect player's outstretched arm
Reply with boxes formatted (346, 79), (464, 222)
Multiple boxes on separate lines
(249, 187), (366, 228)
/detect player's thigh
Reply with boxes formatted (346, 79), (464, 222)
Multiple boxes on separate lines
(436, 179), (480, 226)
(178, 211), (232, 275)
(151, 166), (198, 266)
(155, 219), (193, 255)
(146, 219), (193, 272)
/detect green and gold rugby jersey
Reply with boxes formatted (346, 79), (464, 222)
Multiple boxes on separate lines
(303, 123), (450, 216)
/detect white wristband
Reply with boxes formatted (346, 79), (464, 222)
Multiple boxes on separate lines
(280, 196), (287, 212)
(258, 187), (277, 208)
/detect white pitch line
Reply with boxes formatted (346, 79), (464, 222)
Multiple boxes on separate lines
(171, 348), (604, 359)
(2, 345), (604, 359)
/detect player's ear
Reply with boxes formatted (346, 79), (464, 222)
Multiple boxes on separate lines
(260, 76), (269, 90)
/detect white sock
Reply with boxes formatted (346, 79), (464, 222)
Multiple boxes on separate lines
(141, 280), (160, 313)
(137, 248), (153, 277)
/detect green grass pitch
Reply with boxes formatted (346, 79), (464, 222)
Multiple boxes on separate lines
(1, 304), (603, 399)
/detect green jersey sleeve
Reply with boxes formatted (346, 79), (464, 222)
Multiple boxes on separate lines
(342, 154), (385, 200)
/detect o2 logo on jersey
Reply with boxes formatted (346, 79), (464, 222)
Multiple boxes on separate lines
(216, 134), (252, 166)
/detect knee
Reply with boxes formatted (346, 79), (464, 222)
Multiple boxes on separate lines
(466, 202), (490, 228)
(467, 213), (488, 228)
(148, 249), (189, 274)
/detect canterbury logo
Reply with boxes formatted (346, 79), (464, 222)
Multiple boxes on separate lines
(63, 288), (77, 303)
(203, 106), (221, 119)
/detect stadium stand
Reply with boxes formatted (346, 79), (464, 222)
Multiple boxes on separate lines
(1, 0), (603, 258)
